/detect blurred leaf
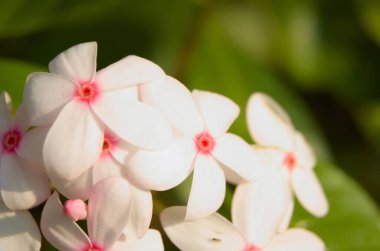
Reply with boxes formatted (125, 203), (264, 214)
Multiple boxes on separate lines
(0, 0), (123, 39)
(357, 0), (380, 46)
(181, 13), (380, 250)
(0, 58), (46, 107)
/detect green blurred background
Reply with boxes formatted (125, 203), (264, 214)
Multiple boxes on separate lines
(0, 0), (379, 250)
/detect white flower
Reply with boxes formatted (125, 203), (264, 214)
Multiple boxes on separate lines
(23, 42), (173, 181)
(160, 206), (325, 251)
(0, 92), (50, 210)
(129, 76), (261, 220)
(246, 93), (328, 217)
(41, 177), (162, 251)
(50, 130), (152, 238)
(0, 201), (41, 251)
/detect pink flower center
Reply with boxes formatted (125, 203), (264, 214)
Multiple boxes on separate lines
(83, 243), (103, 251)
(283, 152), (296, 171)
(101, 134), (117, 157)
(1, 128), (22, 154)
(194, 131), (215, 155)
(75, 81), (99, 104)
(242, 243), (261, 251)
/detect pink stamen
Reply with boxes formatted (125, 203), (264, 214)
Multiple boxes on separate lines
(194, 131), (215, 155)
(242, 243), (261, 251)
(283, 152), (296, 171)
(75, 81), (99, 104)
(82, 243), (103, 251)
(1, 128), (22, 154)
(63, 199), (87, 221)
(101, 134), (118, 158)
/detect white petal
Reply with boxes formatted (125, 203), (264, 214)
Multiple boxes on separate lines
(192, 90), (239, 138)
(0, 202), (41, 251)
(95, 55), (165, 91)
(41, 192), (90, 251)
(161, 206), (245, 251)
(43, 100), (103, 180)
(127, 138), (195, 191)
(49, 42), (97, 82)
(253, 146), (286, 170)
(92, 156), (124, 185)
(294, 132), (316, 170)
(111, 141), (132, 165)
(277, 199), (294, 232)
(88, 177), (132, 250)
(246, 93), (295, 151)
(49, 168), (93, 200)
(0, 92), (11, 134)
(12, 105), (29, 132)
(292, 169), (328, 217)
(265, 228), (325, 251)
(23, 73), (76, 126)
(92, 90), (172, 150)
(232, 169), (291, 247)
(113, 229), (164, 251)
(186, 155), (226, 220)
(0, 155), (50, 210)
(213, 133), (262, 182)
(140, 76), (204, 138)
(122, 185), (153, 238)
(17, 126), (49, 164)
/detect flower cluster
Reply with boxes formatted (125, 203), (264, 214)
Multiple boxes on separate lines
(0, 42), (328, 251)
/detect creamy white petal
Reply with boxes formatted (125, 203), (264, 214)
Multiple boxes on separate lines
(17, 126), (49, 164)
(232, 169), (290, 247)
(140, 76), (204, 138)
(0, 202), (41, 251)
(246, 93), (295, 151)
(0, 155), (50, 210)
(12, 105), (29, 132)
(92, 90), (172, 150)
(122, 185), (152, 238)
(43, 100), (103, 180)
(113, 229), (164, 251)
(95, 55), (165, 91)
(0, 92), (11, 134)
(213, 134), (262, 182)
(49, 167), (93, 200)
(292, 169), (328, 217)
(87, 177), (132, 250)
(49, 42), (97, 82)
(92, 156), (124, 185)
(24, 73), (76, 126)
(192, 90), (239, 138)
(186, 155), (226, 220)
(265, 228), (325, 251)
(294, 132), (316, 170)
(161, 206), (245, 251)
(110, 141), (132, 165)
(278, 198), (294, 232)
(127, 138), (195, 191)
(41, 192), (91, 251)
(253, 146), (286, 170)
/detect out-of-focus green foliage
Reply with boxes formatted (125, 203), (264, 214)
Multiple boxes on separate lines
(0, 0), (379, 250)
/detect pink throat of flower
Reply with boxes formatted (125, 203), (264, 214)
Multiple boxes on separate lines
(194, 131), (215, 155)
(242, 243), (261, 251)
(75, 81), (99, 104)
(283, 152), (296, 171)
(101, 134), (117, 157)
(83, 243), (103, 251)
(1, 128), (22, 154)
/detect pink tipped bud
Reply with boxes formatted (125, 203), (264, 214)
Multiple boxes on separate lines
(63, 199), (87, 221)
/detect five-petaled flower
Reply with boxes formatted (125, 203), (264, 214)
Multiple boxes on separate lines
(23, 42), (173, 182)
(0, 92), (50, 210)
(160, 206), (325, 251)
(246, 92), (328, 218)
